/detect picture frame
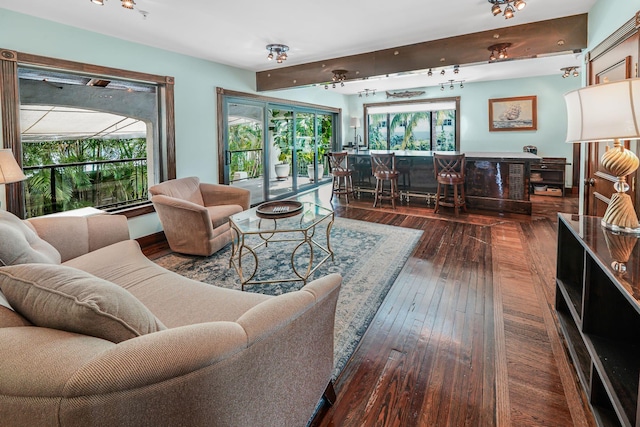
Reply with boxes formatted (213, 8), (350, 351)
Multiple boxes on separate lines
(489, 95), (537, 131)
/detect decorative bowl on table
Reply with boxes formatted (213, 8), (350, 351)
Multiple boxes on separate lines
(256, 200), (303, 218)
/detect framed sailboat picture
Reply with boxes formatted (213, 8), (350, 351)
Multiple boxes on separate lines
(489, 95), (537, 131)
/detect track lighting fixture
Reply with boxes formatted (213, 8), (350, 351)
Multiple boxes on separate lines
(561, 66), (580, 78)
(358, 88), (376, 97)
(488, 43), (511, 62)
(440, 80), (465, 91)
(488, 0), (525, 19)
(266, 44), (289, 63)
(331, 70), (347, 87)
(91, 0), (139, 11)
(324, 70), (348, 89)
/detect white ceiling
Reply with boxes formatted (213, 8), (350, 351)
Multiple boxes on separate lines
(0, 0), (597, 94)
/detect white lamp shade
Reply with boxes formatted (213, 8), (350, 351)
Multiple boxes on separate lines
(0, 149), (27, 184)
(350, 117), (361, 128)
(565, 78), (640, 143)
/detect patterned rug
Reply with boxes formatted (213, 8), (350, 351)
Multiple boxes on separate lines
(154, 217), (423, 378)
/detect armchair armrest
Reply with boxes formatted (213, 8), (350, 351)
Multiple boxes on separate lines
(151, 194), (215, 255)
(27, 215), (130, 263)
(199, 183), (250, 210)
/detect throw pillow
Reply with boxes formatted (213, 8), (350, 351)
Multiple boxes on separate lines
(0, 264), (166, 343)
(0, 210), (61, 266)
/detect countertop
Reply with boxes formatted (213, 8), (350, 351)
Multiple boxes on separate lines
(346, 149), (541, 161)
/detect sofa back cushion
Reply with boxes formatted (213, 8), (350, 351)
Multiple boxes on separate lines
(0, 210), (61, 266)
(148, 176), (204, 206)
(0, 264), (166, 342)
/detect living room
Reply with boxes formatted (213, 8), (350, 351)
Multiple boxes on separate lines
(0, 0), (638, 426)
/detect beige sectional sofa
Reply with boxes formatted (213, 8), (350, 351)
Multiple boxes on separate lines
(0, 210), (341, 426)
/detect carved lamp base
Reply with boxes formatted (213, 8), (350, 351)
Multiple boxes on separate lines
(601, 140), (640, 234)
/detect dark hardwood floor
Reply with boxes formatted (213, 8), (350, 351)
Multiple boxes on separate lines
(143, 186), (596, 427)
(302, 187), (595, 427)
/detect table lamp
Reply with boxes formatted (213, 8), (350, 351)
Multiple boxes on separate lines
(350, 117), (361, 151)
(0, 149), (27, 210)
(564, 78), (640, 234)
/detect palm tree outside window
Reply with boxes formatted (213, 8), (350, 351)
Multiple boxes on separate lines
(365, 97), (460, 152)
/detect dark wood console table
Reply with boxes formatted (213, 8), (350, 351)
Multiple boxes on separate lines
(347, 150), (540, 215)
(556, 213), (640, 427)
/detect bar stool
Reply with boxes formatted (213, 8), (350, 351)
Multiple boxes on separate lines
(371, 152), (399, 209)
(433, 153), (466, 215)
(327, 151), (355, 204)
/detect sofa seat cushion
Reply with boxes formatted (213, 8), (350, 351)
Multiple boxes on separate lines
(63, 240), (272, 327)
(206, 204), (244, 229)
(0, 304), (31, 327)
(0, 210), (61, 266)
(0, 264), (166, 343)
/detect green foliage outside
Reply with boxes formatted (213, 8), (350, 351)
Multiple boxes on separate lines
(296, 113), (332, 172)
(22, 138), (147, 218)
(228, 121), (263, 180)
(367, 109), (456, 151)
(389, 112), (430, 150)
(229, 110), (332, 181)
(434, 110), (456, 151)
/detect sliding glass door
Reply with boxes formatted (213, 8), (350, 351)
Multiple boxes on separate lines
(220, 90), (338, 206)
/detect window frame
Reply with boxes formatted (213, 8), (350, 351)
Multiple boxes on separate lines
(363, 96), (460, 151)
(0, 48), (176, 218)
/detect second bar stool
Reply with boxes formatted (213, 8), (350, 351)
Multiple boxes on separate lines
(371, 152), (399, 209)
(327, 151), (355, 204)
(433, 153), (467, 215)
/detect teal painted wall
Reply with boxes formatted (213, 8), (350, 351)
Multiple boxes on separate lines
(589, 0), (640, 49)
(346, 75), (581, 185)
(0, 8), (347, 184)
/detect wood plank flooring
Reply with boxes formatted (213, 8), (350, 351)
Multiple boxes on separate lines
(301, 187), (596, 427)
(143, 186), (596, 426)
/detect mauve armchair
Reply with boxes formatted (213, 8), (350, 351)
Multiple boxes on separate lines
(149, 176), (250, 256)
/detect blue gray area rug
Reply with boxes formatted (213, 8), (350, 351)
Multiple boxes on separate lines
(154, 217), (422, 378)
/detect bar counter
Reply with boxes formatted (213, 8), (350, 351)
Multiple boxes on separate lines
(347, 149), (541, 215)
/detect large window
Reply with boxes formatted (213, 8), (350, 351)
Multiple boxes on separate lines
(18, 68), (157, 217)
(365, 97), (460, 151)
(0, 48), (175, 218)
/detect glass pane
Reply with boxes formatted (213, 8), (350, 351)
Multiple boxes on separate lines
(268, 108), (294, 199)
(368, 114), (388, 150)
(317, 113), (332, 184)
(296, 112), (317, 189)
(227, 102), (264, 206)
(434, 109), (456, 151)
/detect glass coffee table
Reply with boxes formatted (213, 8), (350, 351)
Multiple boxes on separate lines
(228, 201), (334, 290)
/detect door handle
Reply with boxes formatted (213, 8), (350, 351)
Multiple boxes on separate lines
(225, 150), (231, 165)
(585, 178), (596, 187)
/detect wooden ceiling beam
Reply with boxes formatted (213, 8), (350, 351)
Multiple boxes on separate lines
(256, 14), (587, 92)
